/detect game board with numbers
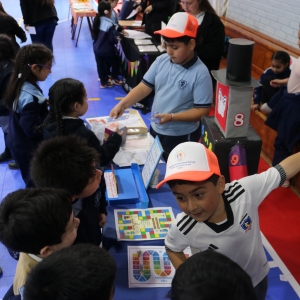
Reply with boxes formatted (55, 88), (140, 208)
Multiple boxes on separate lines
(114, 207), (175, 241)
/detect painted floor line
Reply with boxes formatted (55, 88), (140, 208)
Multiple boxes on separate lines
(261, 232), (300, 298)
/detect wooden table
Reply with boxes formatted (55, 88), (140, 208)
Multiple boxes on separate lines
(70, 2), (96, 46)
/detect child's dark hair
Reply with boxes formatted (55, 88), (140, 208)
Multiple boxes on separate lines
(0, 34), (16, 63)
(31, 135), (99, 196)
(24, 244), (116, 300)
(4, 44), (53, 109)
(0, 188), (72, 254)
(48, 78), (85, 135)
(92, 2), (112, 39)
(168, 250), (257, 300)
(271, 51), (290, 66)
(163, 36), (193, 46)
(167, 174), (220, 189)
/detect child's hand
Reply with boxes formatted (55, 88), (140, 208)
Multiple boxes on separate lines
(251, 104), (260, 111)
(270, 80), (279, 88)
(122, 30), (129, 37)
(110, 104), (125, 119)
(24, 24), (29, 31)
(144, 5), (153, 13)
(155, 113), (172, 124)
(99, 213), (106, 228)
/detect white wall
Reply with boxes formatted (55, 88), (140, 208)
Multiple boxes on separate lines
(226, 0), (300, 48)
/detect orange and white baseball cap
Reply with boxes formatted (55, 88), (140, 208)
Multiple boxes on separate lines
(154, 12), (198, 38)
(156, 142), (221, 189)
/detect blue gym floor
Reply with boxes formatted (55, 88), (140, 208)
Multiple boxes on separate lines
(0, 0), (299, 299)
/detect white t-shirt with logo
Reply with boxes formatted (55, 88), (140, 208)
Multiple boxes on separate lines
(165, 167), (282, 287)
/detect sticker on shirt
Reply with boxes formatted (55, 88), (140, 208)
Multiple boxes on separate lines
(240, 214), (252, 232)
(178, 80), (187, 90)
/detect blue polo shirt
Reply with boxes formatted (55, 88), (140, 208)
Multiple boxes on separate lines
(142, 53), (212, 136)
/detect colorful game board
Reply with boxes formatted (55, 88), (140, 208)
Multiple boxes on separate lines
(114, 207), (175, 241)
(128, 246), (191, 288)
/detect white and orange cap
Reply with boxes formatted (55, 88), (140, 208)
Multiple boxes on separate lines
(156, 142), (221, 189)
(154, 12), (198, 38)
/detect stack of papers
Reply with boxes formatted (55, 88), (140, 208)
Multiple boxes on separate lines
(134, 39), (153, 45)
(125, 29), (152, 39)
(72, 3), (92, 10)
(138, 45), (158, 52)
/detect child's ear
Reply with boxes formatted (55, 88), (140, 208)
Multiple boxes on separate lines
(188, 39), (196, 51)
(217, 176), (225, 193)
(73, 102), (80, 111)
(40, 245), (54, 257)
(30, 64), (39, 75)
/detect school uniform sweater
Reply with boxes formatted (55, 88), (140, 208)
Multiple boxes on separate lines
(43, 116), (122, 166)
(93, 16), (118, 57)
(7, 82), (48, 154)
(0, 15), (27, 49)
(253, 66), (291, 105)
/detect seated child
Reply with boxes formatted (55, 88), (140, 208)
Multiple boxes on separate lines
(0, 188), (79, 296)
(156, 142), (300, 300)
(251, 50), (290, 111)
(168, 250), (257, 300)
(23, 244), (116, 300)
(30, 135), (103, 245)
(263, 56), (300, 187)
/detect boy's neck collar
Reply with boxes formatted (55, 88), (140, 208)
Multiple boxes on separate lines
(28, 253), (43, 262)
(171, 53), (198, 69)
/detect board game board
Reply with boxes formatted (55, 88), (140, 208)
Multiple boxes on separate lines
(114, 207), (175, 241)
(128, 246), (191, 288)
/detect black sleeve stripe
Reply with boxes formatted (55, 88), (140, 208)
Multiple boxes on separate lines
(274, 164), (287, 186)
(182, 220), (198, 235)
(141, 79), (154, 89)
(194, 103), (212, 108)
(177, 214), (189, 227)
(178, 216), (194, 232)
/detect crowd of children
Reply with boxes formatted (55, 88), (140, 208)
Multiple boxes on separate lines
(0, 1), (299, 299)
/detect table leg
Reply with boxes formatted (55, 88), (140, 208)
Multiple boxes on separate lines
(87, 17), (93, 38)
(75, 17), (83, 47)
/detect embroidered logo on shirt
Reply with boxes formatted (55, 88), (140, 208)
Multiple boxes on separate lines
(178, 80), (187, 90)
(240, 214), (252, 232)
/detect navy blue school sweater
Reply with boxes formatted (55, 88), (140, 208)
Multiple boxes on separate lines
(93, 16), (118, 57)
(7, 82), (48, 154)
(253, 66), (291, 105)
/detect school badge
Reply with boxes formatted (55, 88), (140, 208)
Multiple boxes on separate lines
(178, 80), (187, 90)
(240, 215), (252, 232)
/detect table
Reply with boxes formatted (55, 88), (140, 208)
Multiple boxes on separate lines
(102, 163), (181, 299)
(119, 20), (144, 31)
(70, 2), (96, 46)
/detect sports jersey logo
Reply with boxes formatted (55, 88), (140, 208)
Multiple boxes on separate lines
(176, 151), (185, 161)
(240, 215), (252, 232)
(178, 80), (187, 90)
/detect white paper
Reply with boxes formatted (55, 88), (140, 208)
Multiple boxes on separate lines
(138, 45), (158, 52)
(27, 26), (36, 34)
(132, 21), (143, 26)
(134, 39), (153, 45)
(126, 9), (138, 19)
(104, 172), (118, 198)
(125, 29), (152, 39)
(142, 136), (163, 188)
(114, 207), (175, 241)
(128, 246), (192, 288)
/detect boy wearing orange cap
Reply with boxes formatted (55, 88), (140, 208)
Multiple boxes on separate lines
(156, 142), (300, 300)
(110, 13), (213, 160)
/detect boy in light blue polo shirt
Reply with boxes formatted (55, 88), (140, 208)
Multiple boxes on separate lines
(110, 12), (213, 160)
